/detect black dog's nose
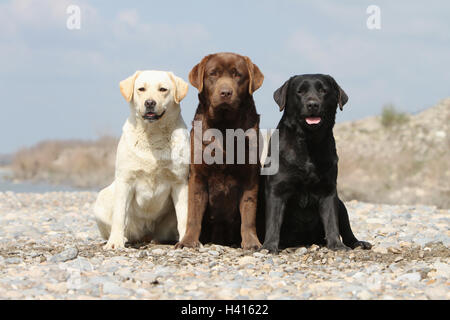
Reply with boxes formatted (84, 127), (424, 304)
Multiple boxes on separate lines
(306, 101), (319, 112)
(145, 99), (157, 109)
(220, 88), (233, 98)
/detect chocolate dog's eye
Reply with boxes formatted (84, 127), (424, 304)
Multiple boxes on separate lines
(231, 69), (241, 78)
(138, 87), (146, 92)
(159, 87), (168, 92)
(209, 70), (218, 76)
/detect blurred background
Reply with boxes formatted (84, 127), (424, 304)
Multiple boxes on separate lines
(0, 0), (448, 207)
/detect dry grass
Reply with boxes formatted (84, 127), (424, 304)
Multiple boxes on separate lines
(11, 136), (117, 188)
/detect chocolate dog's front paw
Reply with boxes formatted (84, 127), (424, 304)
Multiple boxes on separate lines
(174, 239), (202, 249)
(241, 235), (262, 251)
(351, 240), (372, 250)
(261, 242), (279, 254)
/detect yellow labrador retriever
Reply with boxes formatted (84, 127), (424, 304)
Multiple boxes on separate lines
(94, 70), (189, 250)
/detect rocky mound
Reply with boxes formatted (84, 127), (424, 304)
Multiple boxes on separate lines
(336, 98), (450, 209)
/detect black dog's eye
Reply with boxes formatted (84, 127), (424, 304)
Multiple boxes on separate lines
(138, 87), (146, 92)
(319, 87), (327, 94)
(298, 86), (307, 94)
(159, 87), (168, 92)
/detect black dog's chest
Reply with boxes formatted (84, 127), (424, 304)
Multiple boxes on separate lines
(289, 157), (335, 189)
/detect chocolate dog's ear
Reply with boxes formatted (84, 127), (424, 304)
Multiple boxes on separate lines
(273, 78), (291, 111)
(119, 71), (141, 102)
(244, 56), (264, 95)
(327, 75), (348, 110)
(189, 54), (213, 93)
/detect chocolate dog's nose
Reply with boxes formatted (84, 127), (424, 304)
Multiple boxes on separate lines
(306, 101), (319, 112)
(145, 99), (157, 109)
(220, 88), (233, 98)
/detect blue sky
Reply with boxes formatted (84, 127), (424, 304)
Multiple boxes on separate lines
(1, 0), (449, 153)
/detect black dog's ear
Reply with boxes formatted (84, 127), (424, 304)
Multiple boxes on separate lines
(273, 78), (291, 111)
(327, 75), (348, 110)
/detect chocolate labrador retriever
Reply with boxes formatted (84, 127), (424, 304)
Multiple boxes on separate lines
(175, 52), (264, 249)
(257, 74), (372, 253)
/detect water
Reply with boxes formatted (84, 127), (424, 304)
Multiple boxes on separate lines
(0, 168), (88, 193)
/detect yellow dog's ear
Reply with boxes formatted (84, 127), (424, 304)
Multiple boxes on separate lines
(168, 72), (189, 104)
(119, 71), (141, 102)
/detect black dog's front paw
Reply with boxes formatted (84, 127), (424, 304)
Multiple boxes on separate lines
(327, 241), (351, 251)
(351, 240), (372, 250)
(261, 242), (279, 254)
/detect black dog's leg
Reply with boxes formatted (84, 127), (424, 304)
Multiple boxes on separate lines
(261, 193), (285, 254)
(338, 199), (372, 249)
(319, 193), (349, 250)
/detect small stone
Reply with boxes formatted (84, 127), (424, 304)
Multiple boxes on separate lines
(50, 247), (78, 263)
(394, 256), (404, 263)
(185, 284), (198, 291)
(388, 247), (401, 254)
(397, 272), (421, 282)
(253, 252), (265, 258)
(238, 256), (257, 266)
(295, 247), (308, 255)
(46, 282), (67, 294)
(269, 271), (284, 278)
(102, 282), (131, 296)
(151, 248), (165, 256)
(5, 257), (23, 264)
(137, 251), (147, 258)
(208, 250), (219, 256)
(373, 246), (388, 254)
(357, 290), (373, 300)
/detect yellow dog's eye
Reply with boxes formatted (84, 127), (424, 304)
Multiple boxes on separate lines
(159, 87), (168, 92)
(138, 87), (146, 92)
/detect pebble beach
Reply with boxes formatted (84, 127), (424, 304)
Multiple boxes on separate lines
(0, 191), (449, 300)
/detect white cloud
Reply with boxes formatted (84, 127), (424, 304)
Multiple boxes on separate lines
(117, 8), (140, 27)
(112, 9), (210, 51)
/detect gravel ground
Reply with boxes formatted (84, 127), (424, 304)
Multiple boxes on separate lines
(0, 191), (449, 300)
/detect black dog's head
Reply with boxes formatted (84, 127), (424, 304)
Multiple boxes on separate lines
(274, 74), (348, 132)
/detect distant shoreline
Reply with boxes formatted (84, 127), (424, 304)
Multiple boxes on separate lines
(0, 166), (95, 193)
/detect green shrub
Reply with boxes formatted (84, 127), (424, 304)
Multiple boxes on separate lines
(381, 104), (409, 128)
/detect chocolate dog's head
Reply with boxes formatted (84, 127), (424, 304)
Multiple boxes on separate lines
(189, 52), (264, 120)
(274, 74), (348, 131)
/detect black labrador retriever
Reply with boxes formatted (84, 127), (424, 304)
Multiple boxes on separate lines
(257, 74), (372, 253)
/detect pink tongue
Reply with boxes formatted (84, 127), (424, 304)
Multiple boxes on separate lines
(306, 117), (321, 125)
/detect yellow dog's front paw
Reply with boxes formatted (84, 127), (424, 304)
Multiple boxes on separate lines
(103, 235), (127, 250)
